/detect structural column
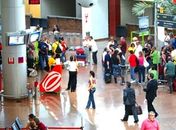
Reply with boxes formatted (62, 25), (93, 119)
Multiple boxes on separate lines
(109, 0), (120, 37)
(1, 0), (28, 98)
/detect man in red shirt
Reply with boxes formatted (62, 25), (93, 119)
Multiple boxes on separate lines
(128, 50), (137, 83)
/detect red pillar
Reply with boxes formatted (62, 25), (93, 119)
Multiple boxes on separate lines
(109, 0), (120, 37)
(172, 0), (176, 4)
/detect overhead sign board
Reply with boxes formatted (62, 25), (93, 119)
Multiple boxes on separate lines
(157, 14), (176, 22)
(157, 13), (176, 28)
(157, 20), (176, 28)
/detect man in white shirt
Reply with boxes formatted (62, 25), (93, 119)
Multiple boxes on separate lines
(89, 36), (98, 64)
(135, 41), (143, 58)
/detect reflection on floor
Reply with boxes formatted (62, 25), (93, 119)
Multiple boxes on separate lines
(0, 41), (176, 130)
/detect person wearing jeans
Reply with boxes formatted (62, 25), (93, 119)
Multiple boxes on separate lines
(138, 51), (145, 83)
(86, 71), (96, 109)
(128, 50), (137, 83)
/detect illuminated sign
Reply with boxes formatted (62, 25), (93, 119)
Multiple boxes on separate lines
(29, 0), (40, 4)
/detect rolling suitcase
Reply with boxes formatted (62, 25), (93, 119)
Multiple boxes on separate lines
(104, 69), (112, 83)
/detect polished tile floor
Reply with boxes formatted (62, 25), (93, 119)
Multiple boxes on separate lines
(0, 41), (176, 130)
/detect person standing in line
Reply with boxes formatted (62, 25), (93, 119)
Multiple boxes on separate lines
(86, 71), (96, 109)
(138, 51), (145, 84)
(141, 111), (160, 130)
(119, 37), (127, 56)
(144, 73), (158, 117)
(150, 47), (160, 70)
(89, 36), (98, 65)
(111, 50), (121, 83)
(164, 57), (175, 94)
(135, 40), (143, 58)
(121, 81), (139, 123)
(38, 38), (49, 70)
(128, 50), (137, 83)
(83, 36), (91, 65)
(66, 55), (78, 92)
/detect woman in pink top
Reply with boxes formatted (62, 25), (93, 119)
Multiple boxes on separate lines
(138, 51), (145, 84)
(141, 111), (160, 130)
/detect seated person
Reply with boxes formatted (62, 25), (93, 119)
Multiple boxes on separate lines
(26, 113), (47, 130)
(48, 52), (56, 71)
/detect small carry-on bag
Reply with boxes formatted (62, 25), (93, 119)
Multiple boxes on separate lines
(104, 69), (112, 83)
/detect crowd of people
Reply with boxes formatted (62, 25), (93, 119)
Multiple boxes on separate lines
(100, 33), (176, 129)
(102, 33), (176, 93)
(25, 25), (176, 129)
(27, 24), (68, 75)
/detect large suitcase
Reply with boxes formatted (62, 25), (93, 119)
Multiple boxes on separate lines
(104, 70), (112, 83)
(173, 79), (176, 91)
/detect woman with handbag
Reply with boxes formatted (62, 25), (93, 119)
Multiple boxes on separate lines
(86, 71), (96, 109)
(121, 81), (139, 123)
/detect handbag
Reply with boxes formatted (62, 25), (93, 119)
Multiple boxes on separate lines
(135, 103), (143, 115)
(144, 58), (149, 68)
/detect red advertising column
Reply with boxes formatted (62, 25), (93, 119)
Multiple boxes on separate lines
(109, 0), (121, 37)
(172, 0), (176, 4)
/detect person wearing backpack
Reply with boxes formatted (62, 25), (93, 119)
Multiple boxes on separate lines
(52, 36), (62, 58)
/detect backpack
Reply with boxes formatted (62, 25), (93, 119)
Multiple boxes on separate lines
(55, 44), (62, 54)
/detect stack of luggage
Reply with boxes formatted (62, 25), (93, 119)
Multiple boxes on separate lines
(76, 48), (86, 65)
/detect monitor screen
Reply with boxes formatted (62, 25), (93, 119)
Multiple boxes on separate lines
(8, 35), (25, 46)
(11, 122), (20, 130)
(15, 117), (22, 129)
(138, 16), (149, 30)
(30, 31), (41, 43)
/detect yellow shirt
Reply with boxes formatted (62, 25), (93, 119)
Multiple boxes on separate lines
(48, 57), (56, 68)
(52, 41), (59, 53)
(128, 46), (135, 53)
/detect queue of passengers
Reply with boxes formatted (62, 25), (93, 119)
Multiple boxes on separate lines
(102, 34), (176, 93)
(27, 25), (68, 75)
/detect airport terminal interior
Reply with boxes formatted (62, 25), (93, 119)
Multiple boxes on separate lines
(0, 41), (176, 130)
(0, 0), (176, 130)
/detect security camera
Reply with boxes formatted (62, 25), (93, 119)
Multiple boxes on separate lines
(76, 0), (94, 8)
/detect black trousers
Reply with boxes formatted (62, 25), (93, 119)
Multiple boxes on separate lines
(147, 98), (158, 116)
(92, 51), (98, 64)
(67, 71), (77, 92)
(123, 105), (138, 121)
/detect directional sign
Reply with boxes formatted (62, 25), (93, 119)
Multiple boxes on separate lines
(157, 20), (176, 28)
(157, 13), (176, 28)
(157, 14), (176, 22)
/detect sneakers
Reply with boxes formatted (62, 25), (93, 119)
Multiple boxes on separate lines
(130, 80), (136, 83)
